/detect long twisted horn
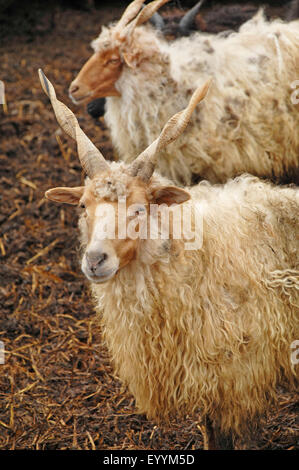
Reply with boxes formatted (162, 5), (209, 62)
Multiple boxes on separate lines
(124, 0), (170, 37)
(129, 78), (212, 181)
(38, 69), (109, 178)
(114, 0), (145, 34)
(179, 0), (205, 36)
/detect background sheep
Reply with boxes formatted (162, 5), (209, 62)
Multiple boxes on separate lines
(87, 0), (299, 119)
(42, 70), (299, 449)
(86, 0), (299, 120)
(85, 0), (252, 119)
(70, 0), (299, 186)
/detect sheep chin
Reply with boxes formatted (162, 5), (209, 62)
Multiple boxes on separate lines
(82, 267), (118, 284)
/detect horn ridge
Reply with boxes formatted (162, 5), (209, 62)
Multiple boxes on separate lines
(129, 78), (212, 181)
(38, 68), (109, 178)
(124, 0), (170, 37)
(114, 0), (145, 33)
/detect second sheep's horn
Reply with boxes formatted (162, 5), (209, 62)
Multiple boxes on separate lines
(38, 69), (109, 178)
(179, 0), (205, 35)
(114, 0), (145, 32)
(149, 11), (165, 30)
(124, 0), (169, 37)
(129, 78), (212, 181)
(140, 2), (165, 30)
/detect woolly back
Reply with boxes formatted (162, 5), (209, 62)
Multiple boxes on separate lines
(105, 12), (299, 184)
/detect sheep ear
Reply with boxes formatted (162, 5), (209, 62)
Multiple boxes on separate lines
(151, 186), (191, 206)
(123, 50), (141, 68)
(45, 187), (84, 205)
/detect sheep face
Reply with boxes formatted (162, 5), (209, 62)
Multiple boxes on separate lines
(40, 68), (207, 283)
(69, 42), (123, 103)
(46, 168), (190, 283)
(69, 0), (169, 104)
(68, 25), (153, 104)
(79, 172), (148, 283)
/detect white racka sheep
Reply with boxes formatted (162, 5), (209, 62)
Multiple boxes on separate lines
(69, 0), (299, 185)
(41, 70), (299, 449)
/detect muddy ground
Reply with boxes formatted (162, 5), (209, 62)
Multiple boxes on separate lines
(0, 2), (298, 450)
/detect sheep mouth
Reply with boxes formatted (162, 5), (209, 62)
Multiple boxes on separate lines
(83, 267), (118, 284)
(69, 92), (93, 105)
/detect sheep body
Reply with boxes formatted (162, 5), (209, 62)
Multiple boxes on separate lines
(45, 62), (298, 443)
(100, 12), (299, 184)
(89, 171), (298, 435)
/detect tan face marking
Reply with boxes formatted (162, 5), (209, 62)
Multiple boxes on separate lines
(79, 176), (149, 281)
(46, 173), (190, 283)
(69, 47), (123, 103)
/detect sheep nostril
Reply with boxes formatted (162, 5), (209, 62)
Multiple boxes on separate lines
(87, 252), (108, 272)
(70, 84), (79, 95)
(98, 253), (107, 266)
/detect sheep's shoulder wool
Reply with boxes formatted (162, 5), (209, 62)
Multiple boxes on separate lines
(89, 175), (298, 434)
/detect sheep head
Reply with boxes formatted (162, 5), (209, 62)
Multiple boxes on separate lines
(69, 0), (170, 104)
(41, 69), (210, 282)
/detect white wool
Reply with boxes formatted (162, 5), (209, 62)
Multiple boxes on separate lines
(97, 13), (299, 185)
(86, 172), (298, 437)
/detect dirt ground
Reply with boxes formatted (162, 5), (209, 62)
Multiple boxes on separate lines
(0, 2), (298, 450)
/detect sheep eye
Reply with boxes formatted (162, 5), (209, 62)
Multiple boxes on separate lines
(109, 58), (120, 65)
(79, 203), (86, 209)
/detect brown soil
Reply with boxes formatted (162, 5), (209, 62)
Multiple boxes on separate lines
(0, 2), (298, 450)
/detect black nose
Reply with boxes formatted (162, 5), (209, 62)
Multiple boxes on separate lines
(86, 252), (107, 272)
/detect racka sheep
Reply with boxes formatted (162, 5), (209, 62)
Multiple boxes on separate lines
(85, 1), (299, 119)
(40, 72), (299, 445)
(69, 0), (299, 185)
(86, 1), (206, 119)
(41, 70), (298, 449)
(85, 0), (255, 119)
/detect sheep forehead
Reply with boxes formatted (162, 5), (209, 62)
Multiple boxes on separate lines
(91, 25), (126, 54)
(91, 24), (159, 56)
(86, 163), (141, 202)
(94, 176), (129, 202)
(84, 166), (166, 205)
(91, 27), (118, 53)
